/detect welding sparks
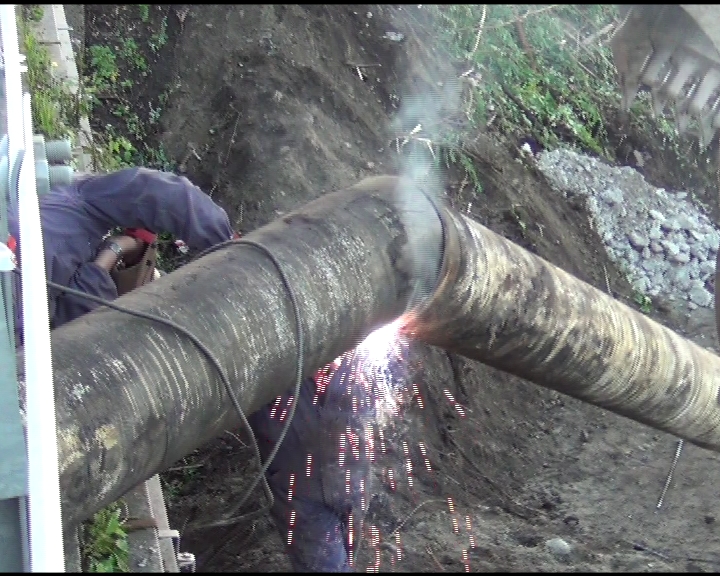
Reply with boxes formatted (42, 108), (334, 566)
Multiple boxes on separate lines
(442, 388), (467, 418)
(351, 319), (409, 427)
(267, 319), (478, 571)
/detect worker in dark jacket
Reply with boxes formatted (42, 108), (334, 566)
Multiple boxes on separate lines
(7, 167), (235, 344)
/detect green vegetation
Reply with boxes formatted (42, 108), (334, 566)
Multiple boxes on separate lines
(138, 4), (150, 24)
(633, 291), (653, 314)
(19, 5), (173, 172)
(80, 502), (130, 572)
(434, 6), (620, 153)
(426, 5), (696, 187)
(120, 38), (148, 73)
(80, 8), (176, 171)
(161, 453), (204, 505)
(19, 7), (76, 139)
(148, 16), (169, 53)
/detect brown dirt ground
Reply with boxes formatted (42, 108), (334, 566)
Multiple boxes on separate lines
(83, 4), (720, 572)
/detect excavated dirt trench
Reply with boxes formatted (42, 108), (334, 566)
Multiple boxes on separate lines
(80, 4), (720, 572)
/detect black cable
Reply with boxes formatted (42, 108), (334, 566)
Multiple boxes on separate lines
(188, 239), (306, 527)
(14, 238), (304, 531)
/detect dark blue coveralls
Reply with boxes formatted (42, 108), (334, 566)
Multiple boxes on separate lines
(6, 167), (234, 343)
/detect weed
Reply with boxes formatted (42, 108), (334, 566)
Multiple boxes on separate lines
(438, 6), (619, 155)
(120, 38), (148, 73)
(148, 104), (162, 125)
(111, 103), (144, 139)
(19, 12), (75, 138)
(89, 130), (139, 171)
(81, 502), (129, 573)
(443, 144), (483, 195)
(149, 16), (169, 53)
(24, 4), (44, 22)
(31, 91), (63, 138)
(138, 4), (150, 23)
(510, 204), (528, 237)
(633, 291), (653, 314)
(106, 134), (138, 167)
(142, 144), (175, 172)
(158, 91), (171, 109)
(160, 454), (203, 504)
(88, 45), (118, 92)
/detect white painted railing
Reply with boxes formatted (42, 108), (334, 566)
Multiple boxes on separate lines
(0, 4), (65, 572)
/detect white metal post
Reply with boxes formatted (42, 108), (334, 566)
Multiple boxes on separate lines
(0, 4), (65, 571)
(20, 91), (65, 572)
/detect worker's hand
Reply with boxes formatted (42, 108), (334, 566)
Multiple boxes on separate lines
(94, 235), (145, 271)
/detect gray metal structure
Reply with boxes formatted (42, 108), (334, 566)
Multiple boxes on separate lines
(0, 21), (31, 571)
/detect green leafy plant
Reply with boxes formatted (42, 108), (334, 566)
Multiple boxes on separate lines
(431, 5), (620, 156)
(88, 45), (119, 92)
(633, 291), (653, 313)
(81, 503), (129, 573)
(149, 16), (168, 53)
(160, 455), (203, 503)
(25, 4), (44, 22)
(120, 38), (148, 73)
(19, 15), (76, 138)
(138, 4), (150, 23)
(107, 134), (138, 167)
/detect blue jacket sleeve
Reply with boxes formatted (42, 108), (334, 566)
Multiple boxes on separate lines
(75, 167), (234, 250)
(52, 262), (119, 327)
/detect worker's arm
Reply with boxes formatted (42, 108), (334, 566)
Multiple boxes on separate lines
(50, 262), (119, 327)
(93, 235), (145, 270)
(47, 236), (144, 330)
(76, 167), (234, 250)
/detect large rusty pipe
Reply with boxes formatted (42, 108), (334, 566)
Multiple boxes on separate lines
(21, 174), (720, 530)
(20, 176), (444, 529)
(409, 208), (720, 452)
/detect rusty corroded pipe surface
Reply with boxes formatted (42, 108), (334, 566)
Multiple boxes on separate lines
(408, 209), (720, 452)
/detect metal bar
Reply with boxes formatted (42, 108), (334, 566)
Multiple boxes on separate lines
(656, 439), (684, 509)
(19, 89), (64, 572)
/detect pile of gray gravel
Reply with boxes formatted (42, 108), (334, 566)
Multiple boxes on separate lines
(536, 149), (718, 312)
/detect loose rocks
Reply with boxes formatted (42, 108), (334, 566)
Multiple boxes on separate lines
(545, 537), (573, 557)
(536, 149), (717, 313)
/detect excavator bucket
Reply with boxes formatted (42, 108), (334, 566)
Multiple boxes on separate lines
(610, 5), (720, 342)
(611, 5), (720, 148)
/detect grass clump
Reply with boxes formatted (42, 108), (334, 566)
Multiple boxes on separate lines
(434, 5), (622, 156)
(80, 502), (130, 573)
(19, 7), (77, 139)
